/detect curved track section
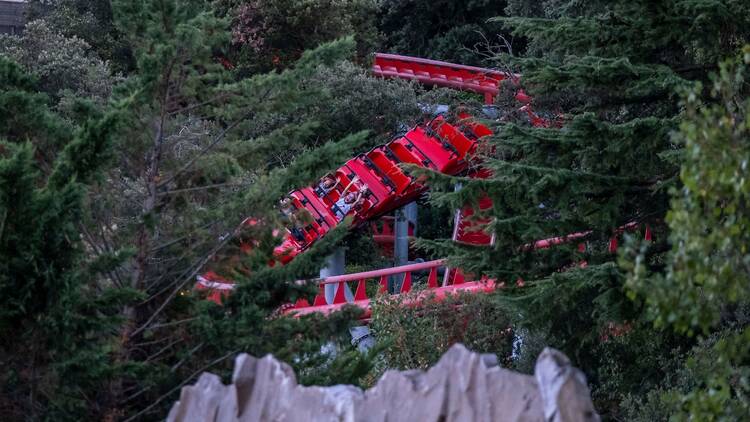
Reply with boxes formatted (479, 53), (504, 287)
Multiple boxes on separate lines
(196, 54), (562, 306)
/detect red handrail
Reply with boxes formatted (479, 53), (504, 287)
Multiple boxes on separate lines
(197, 53), (628, 309)
(284, 256), (495, 319)
(320, 259), (445, 284)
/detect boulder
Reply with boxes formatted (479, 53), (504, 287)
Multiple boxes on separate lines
(167, 344), (599, 422)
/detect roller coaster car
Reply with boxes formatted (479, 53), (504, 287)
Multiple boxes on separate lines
(429, 116), (479, 157)
(288, 188), (337, 232)
(203, 111), (496, 294)
(405, 126), (463, 173)
(340, 161), (391, 213)
(271, 115), (494, 261)
(314, 173), (340, 200)
(273, 189), (334, 263)
(365, 147), (413, 189)
(387, 133), (438, 172)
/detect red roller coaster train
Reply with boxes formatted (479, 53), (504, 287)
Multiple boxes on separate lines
(196, 53), (651, 320)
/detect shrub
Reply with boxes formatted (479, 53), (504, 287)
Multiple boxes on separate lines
(370, 289), (514, 371)
(0, 20), (115, 102)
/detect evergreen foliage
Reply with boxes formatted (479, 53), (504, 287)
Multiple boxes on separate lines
(412, 1), (750, 418)
(0, 56), (135, 419)
(2, 0), (750, 420)
(623, 46), (750, 419)
(377, 0), (509, 65)
(2, 0), (395, 418)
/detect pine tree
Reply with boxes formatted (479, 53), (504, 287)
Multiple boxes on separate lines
(377, 0), (510, 65)
(623, 46), (750, 420)
(0, 56), (136, 419)
(415, 1), (750, 417)
(62, 0), (390, 418)
(3, 0), (402, 417)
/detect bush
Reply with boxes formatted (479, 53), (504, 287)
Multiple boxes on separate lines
(370, 290), (514, 371)
(378, 0), (508, 65)
(226, 0), (380, 74)
(0, 19), (115, 102)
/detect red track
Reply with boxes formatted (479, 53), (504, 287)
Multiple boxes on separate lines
(196, 53), (644, 315)
(373, 53), (525, 106)
(198, 54), (518, 299)
(197, 108), (495, 303)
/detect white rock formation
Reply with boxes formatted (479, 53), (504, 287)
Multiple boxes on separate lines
(167, 344), (599, 422)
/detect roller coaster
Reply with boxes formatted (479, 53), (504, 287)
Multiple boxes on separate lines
(196, 53), (646, 318)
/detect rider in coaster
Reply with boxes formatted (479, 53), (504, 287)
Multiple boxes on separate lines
(333, 188), (367, 221)
(316, 174), (338, 197)
(279, 197), (312, 243)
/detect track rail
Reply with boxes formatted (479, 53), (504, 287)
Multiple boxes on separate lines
(372, 53), (520, 105)
(196, 53), (649, 315)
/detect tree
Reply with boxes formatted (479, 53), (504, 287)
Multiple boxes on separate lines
(624, 46), (750, 420)
(377, 0), (509, 65)
(53, 0), (403, 417)
(2, 0), (413, 417)
(410, 1), (750, 418)
(0, 55), (136, 420)
(26, 0), (135, 72)
(221, 0), (380, 74)
(0, 19), (115, 103)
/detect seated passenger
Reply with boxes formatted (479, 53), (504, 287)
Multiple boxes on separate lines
(332, 188), (367, 221)
(279, 197), (312, 243)
(315, 174), (338, 197)
(279, 198), (294, 217)
(289, 227), (305, 243)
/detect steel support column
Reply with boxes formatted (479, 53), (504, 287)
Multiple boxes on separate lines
(322, 247), (352, 304)
(393, 201), (417, 291)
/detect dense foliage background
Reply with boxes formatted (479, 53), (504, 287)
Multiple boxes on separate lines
(0, 0), (748, 420)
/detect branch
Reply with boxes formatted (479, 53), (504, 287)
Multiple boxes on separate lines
(146, 317), (198, 331)
(167, 93), (231, 116)
(78, 223), (126, 289)
(158, 85), (275, 188)
(156, 182), (247, 196)
(140, 239), (219, 304)
(145, 337), (185, 364)
(156, 113), (250, 189)
(171, 343), (205, 373)
(149, 221), (219, 253)
(129, 220), (242, 337)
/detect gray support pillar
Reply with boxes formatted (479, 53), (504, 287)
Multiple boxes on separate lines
(321, 247), (352, 304)
(446, 182), (463, 286)
(394, 201), (418, 267)
(394, 209), (408, 268)
(450, 182), (463, 242)
(405, 201), (418, 237)
(393, 202), (418, 291)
